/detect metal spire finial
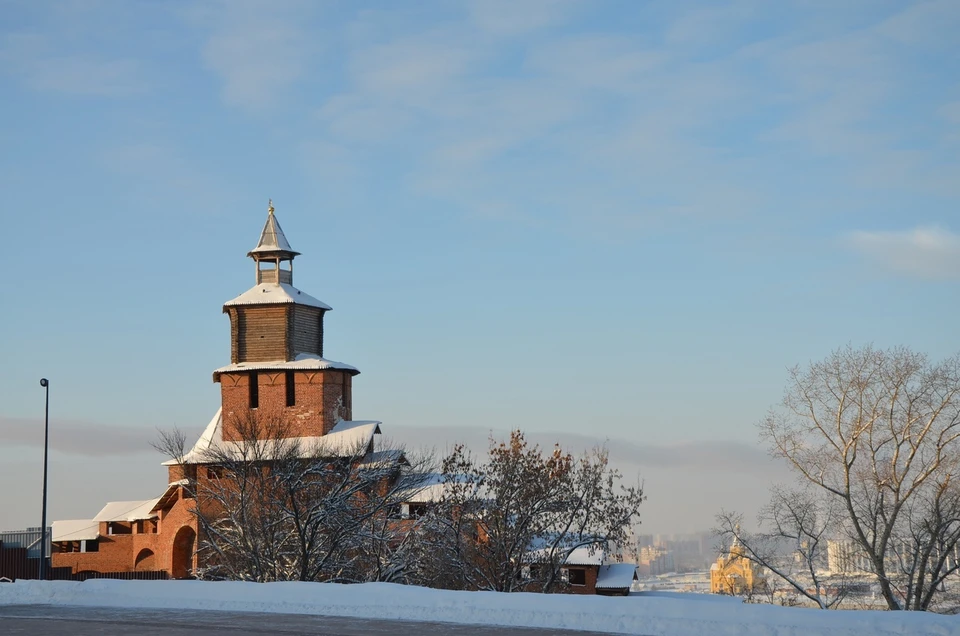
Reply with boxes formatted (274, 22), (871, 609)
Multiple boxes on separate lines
(268, 199), (275, 215)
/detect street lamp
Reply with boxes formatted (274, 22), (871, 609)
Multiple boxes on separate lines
(39, 378), (49, 581)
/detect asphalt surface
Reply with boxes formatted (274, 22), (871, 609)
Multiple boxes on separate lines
(0, 605), (624, 635)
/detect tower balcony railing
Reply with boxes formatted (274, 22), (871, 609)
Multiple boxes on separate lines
(257, 268), (293, 285)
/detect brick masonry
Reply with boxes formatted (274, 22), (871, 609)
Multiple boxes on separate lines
(53, 487), (198, 578)
(219, 369), (352, 440)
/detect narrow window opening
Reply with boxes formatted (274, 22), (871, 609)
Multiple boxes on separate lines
(285, 371), (296, 407)
(569, 568), (586, 586)
(249, 372), (259, 409)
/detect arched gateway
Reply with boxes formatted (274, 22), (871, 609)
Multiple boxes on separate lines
(171, 526), (196, 579)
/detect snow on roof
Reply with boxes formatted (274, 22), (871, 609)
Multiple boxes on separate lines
(93, 498), (161, 523)
(595, 563), (638, 589)
(396, 473), (453, 503)
(526, 537), (606, 565)
(316, 420), (382, 456)
(170, 409), (383, 465)
(162, 408), (223, 466)
(249, 206), (298, 256)
(151, 479), (192, 513)
(358, 449), (407, 470)
(51, 520), (98, 542)
(213, 353), (358, 379)
(223, 283), (331, 310)
(562, 546), (606, 566)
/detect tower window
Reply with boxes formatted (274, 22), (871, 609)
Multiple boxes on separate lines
(285, 371), (296, 407)
(249, 372), (259, 409)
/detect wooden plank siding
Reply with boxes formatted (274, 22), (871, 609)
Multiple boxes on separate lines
(228, 307), (241, 364)
(235, 306), (288, 361)
(289, 305), (324, 358)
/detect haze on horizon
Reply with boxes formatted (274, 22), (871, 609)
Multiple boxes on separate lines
(0, 0), (957, 536)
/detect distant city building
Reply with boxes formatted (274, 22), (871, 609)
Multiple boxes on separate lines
(636, 545), (675, 576)
(632, 532), (715, 573)
(710, 536), (766, 595)
(827, 540), (872, 575)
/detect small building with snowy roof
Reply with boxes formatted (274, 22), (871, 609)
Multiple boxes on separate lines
(521, 537), (634, 595)
(52, 201), (407, 579)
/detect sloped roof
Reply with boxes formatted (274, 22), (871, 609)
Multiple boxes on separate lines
(223, 283), (332, 310)
(51, 519), (99, 542)
(168, 408), (383, 465)
(248, 204), (299, 257)
(358, 449), (408, 470)
(562, 545), (606, 566)
(395, 473), (457, 503)
(526, 537), (606, 566)
(213, 353), (358, 380)
(595, 563), (638, 589)
(93, 498), (161, 522)
(151, 479), (190, 513)
(315, 420), (382, 456)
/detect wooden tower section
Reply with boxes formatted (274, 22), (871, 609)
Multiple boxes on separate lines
(213, 201), (360, 442)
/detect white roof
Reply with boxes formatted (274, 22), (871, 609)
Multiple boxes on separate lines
(213, 352), (357, 377)
(93, 498), (161, 522)
(396, 473), (449, 503)
(51, 519), (98, 542)
(563, 546), (606, 566)
(170, 408), (383, 465)
(164, 408), (222, 466)
(250, 208), (296, 254)
(526, 538), (606, 566)
(358, 449), (407, 470)
(224, 283), (332, 310)
(595, 563), (638, 589)
(314, 420), (382, 456)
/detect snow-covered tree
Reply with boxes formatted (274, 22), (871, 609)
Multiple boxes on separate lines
(155, 412), (434, 583)
(406, 430), (644, 592)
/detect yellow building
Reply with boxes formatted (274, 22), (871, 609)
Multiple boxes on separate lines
(710, 536), (766, 595)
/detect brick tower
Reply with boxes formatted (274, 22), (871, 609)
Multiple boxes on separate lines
(213, 201), (360, 440)
(51, 201), (385, 580)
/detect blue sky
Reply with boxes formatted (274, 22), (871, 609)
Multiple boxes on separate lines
(1, 0), (958, 534)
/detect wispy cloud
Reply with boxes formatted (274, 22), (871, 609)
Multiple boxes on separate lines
(185, 0), (319, 111)
(391, 424), (792, 534)
(467, 0), (582, 36)
(0, 417), (156, 457)
(291, 1), (960, 234)
(848, 226), (960, 279)
(0, 33), (146, 97)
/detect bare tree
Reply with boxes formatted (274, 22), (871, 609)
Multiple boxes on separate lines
(155, 412), (435, 583)
(760, 345), (960, 610)
(411, 430), (644, 593)
(715, 486), (846, 609)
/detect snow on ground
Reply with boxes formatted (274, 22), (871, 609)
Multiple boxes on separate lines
(1, 580), (956, 636)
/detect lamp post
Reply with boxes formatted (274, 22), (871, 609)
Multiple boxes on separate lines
(39, 378), (49, 581)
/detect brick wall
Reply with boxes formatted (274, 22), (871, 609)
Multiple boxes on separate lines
(567, 565), (600, 594)
(52, 486), (199, 579)
(219, 369), (352, 441)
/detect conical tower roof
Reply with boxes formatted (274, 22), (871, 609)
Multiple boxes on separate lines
(248, 200), (300, 258)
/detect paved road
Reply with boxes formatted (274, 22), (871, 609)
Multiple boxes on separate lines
(0, 605), (623, 635)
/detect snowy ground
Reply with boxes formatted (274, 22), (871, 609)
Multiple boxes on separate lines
(1, 579), (957, 636)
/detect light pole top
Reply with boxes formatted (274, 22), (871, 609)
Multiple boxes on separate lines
(40, 378), (49, 388)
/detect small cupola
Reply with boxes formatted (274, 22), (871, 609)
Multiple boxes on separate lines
(248, 200), (300, 285)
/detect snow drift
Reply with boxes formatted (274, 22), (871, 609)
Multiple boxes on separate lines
(1, 579), (957, 636)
